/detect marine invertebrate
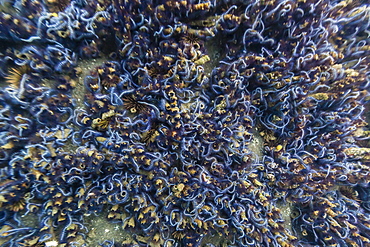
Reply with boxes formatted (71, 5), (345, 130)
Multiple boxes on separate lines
(121, 94), (151, 115)
(0, 0), (370, 247)
(4, 65), (30, 88)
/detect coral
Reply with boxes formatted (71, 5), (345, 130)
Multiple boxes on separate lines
(0, 0), (370, 246)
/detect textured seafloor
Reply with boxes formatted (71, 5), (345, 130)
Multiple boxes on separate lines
(0, 0), (370, 247)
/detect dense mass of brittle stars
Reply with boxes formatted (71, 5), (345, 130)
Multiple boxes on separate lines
(0, 0), (370, 246)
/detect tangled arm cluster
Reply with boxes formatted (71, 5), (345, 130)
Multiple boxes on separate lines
(0, 0), (370, 246)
